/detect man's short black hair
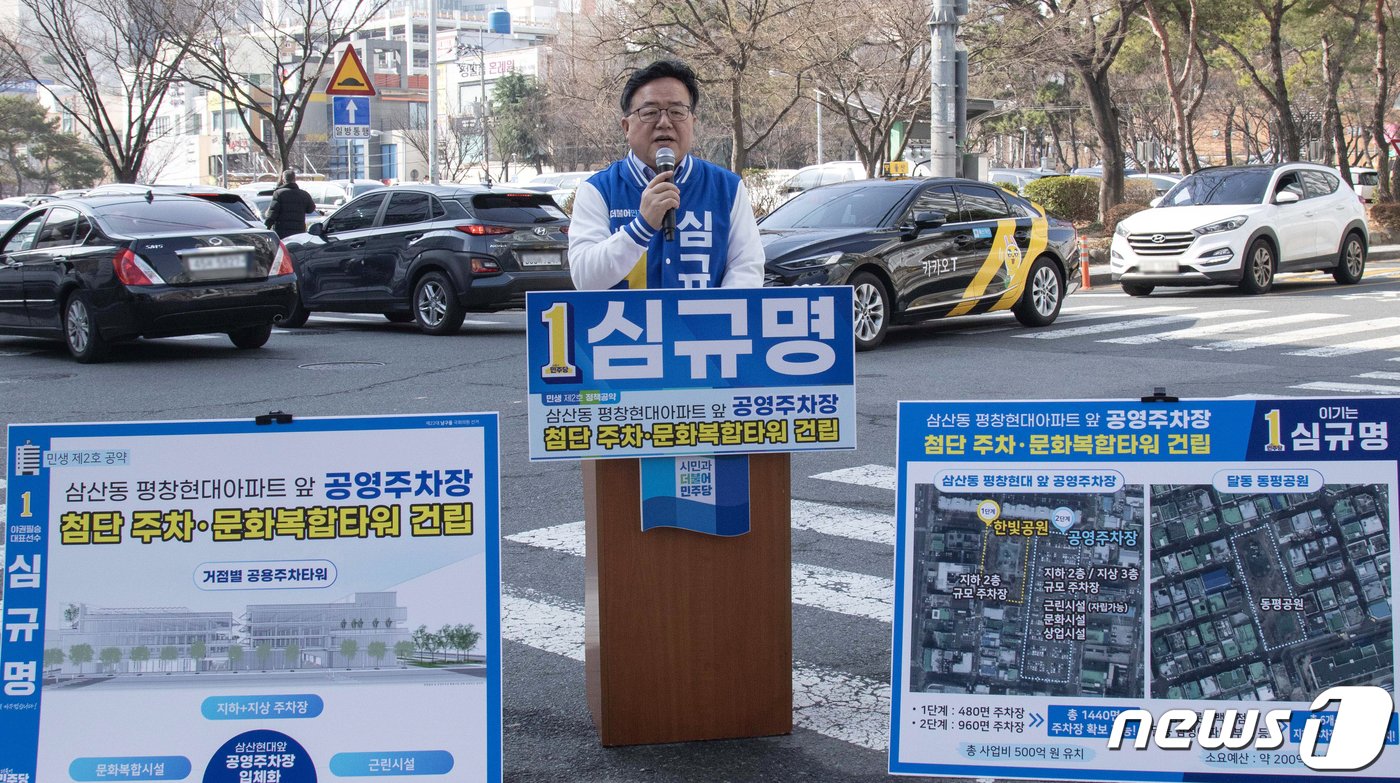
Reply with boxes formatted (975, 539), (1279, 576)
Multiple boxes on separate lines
(620, 60), (699, 113)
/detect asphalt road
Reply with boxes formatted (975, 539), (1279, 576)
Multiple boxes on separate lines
(3, 262), (1400, 782)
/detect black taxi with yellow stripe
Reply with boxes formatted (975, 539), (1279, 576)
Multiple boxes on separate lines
(759, 177), (1080, 350)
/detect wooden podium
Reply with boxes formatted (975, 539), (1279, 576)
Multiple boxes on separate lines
(582, 453), (793, 746)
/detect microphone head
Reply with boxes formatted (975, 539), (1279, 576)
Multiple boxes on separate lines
(655, 147), (676, 172)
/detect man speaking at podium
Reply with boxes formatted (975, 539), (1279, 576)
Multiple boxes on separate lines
(568, 59), (765, 290)
(561, 60), (794, 746)
(568, 59), (766, 539)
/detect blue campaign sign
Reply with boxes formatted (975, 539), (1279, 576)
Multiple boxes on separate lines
(2, 413), (503, 783)
(889, 397), (1400, 782)
(332, 95), (370, 127)
(524, 286), (857, 460)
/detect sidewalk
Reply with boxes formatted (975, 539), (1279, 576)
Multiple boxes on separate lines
(1080, 244), (1400, 290)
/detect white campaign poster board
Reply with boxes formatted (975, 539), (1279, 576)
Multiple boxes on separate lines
(2, 414), (501, 783)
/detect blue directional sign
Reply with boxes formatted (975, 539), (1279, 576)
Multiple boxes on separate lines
(332, 96), (370, 139)
(333, 95), (369, 126)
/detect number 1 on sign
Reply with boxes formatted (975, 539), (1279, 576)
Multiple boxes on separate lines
(540, 302), (580, 382)
(1264, 408), (1285, 452)
(20, 490), (33, 517)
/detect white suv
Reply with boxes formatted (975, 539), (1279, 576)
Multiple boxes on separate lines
(1110, 163), (1368, 296)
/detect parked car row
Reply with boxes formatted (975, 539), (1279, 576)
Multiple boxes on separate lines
(0, 162), (1373, 362)
(0, 194), (296, 362)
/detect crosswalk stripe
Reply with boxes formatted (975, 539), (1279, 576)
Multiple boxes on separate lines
(1016, 309), (1261, 339)
(1099, 312), (1344, 345)
(502, 588), (588, 661)
(505, 521), (585, 556)
(961, 305), (1194, 335)
(501, 588), (890, 750)
(792, 564), (894, 622)
(1291, 381), (1400, 395)
(1359, 372), (1400, 381)
(793, 664), (890, 750)
(1195, 317), (1400, 352)
(810, 464), (897, 491)
(792, 499), (895, 546)
(1285, 332), (1400, 358)
(506, 520), (893, 620)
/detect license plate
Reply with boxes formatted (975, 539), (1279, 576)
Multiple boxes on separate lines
(519, 251), (561, 268)
(1140, 256), (1178, 274)
(187, 253), (248, 272)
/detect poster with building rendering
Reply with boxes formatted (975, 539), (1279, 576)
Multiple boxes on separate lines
(2, 413), (500, 783)
(891, 398), (1397, 781)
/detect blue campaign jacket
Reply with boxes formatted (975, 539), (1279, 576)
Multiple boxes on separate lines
(579, 152), (751, 289)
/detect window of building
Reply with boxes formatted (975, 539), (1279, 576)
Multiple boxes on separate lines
(408, 102), (428, 130)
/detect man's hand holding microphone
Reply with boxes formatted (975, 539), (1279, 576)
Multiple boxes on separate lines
(640, 147), (678, 240)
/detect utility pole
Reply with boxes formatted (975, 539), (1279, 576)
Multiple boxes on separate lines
(428, 0), (439, 183)
(480, 24), (490, 184)
(928, 0), (966, 177)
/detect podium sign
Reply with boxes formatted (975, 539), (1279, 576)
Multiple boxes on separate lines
(3, 414), (502, 782)
(525, 286), (857, 461)
(890, 397), (1399, 781)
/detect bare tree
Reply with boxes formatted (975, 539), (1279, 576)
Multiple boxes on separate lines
(1370, 0), (1394, 199)
(597, 0), (834, 172)
(0, 42), (27, 89)
(1316, 0), (1369, 181)
(1140, 0), (1208, 173)
(812, 0), (932, 176)
(542, 15), (630, 171)
(0, 0), (216, 182)
(985, 0), (1144, 218)
(181, 0), (394, 173)
(392, 99), (485, 183)
(1205, 0), (1308, 161)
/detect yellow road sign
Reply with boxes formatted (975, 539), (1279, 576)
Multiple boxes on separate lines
(326, 45), (376, 96)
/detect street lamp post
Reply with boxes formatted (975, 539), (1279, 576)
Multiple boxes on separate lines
(428, 0), (438, 183)
(480, 25), (490, 184)
(455, 30), (492, 184)
(815, 91), (823, 165)
(1019, 126), (1029, 168)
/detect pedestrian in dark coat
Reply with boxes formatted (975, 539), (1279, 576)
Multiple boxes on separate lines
(264, 169), (317, 238)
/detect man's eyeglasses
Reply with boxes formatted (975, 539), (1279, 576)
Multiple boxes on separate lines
(627, 105), (693, 123)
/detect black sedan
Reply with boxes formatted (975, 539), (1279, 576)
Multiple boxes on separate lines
(281, 184), (572, 334)
(760, 178), (1080, 350)
(0, 195), (297, 362)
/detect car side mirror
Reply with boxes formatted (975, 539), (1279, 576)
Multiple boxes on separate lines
(914, 210), (947, 229)
(1274, 190), (1301, 205)
(309, 222), (325, 237)
(1149, 197), (1163, 208)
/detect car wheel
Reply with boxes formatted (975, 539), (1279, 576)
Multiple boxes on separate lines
(1333, 232), (1366, 284)
(413, 271), (465, 335)
(849, 271), (890, 351)
(1121, 283), (1154, 297)
(1238, 239), (1275, 295)
(228, 323), (273, 349)
(278, 295), (310, 328)
(64, 291), (109, 363)
(384, 312), (414, 323)
(1014, 257), (1064, 327)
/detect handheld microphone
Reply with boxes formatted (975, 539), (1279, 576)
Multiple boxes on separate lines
(655, 146), (676, 241)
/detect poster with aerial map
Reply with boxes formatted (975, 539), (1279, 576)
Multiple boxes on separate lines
(890, 397), (1396, 782)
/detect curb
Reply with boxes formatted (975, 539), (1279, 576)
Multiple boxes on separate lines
(1079, 245), (1400, 291)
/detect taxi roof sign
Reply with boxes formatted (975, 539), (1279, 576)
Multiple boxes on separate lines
(325, 45), (376, 96)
